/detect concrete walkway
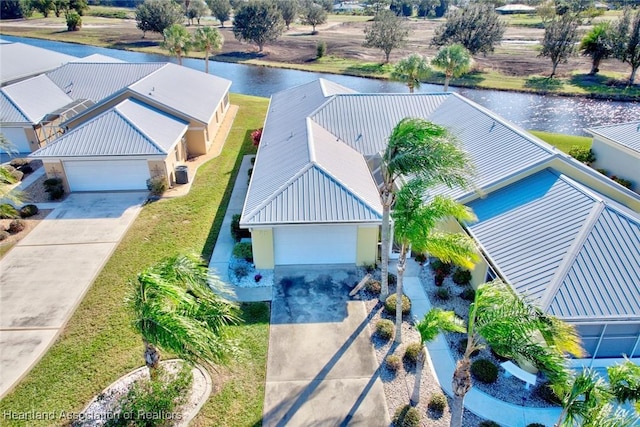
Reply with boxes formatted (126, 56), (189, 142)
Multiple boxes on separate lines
(0, 191), (147, 398)
(401, 259), (562, 427)
(263, 267), (390, 426)
(207, 154), (273, 302)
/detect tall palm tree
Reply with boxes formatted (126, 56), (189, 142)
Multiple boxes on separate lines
(131, 254), (240, 376)
(194, 26), (224, 74)
(391, 179), (477, 344)
(378, 118), (471, 302)
(391, 54), (431, 93)
(442, 279), (584, 427)
(431, 44), (472, 92)
(162, 24), (192, 65)
(580, 22), (613, 76)
(411, 308), (465, 406)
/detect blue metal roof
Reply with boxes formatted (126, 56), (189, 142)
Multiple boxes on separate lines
(468, 169), (640, 322)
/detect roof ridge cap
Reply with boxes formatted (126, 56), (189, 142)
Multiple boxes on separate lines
(539, 201), (605, 310)
(243, 163), (314, 223)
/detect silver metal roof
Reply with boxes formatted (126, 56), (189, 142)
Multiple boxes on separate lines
(468, 169), (640, 322)
(30, 99), (188, 158)
(586, 120), (640, 154)
(128, 63), (231, 124)
(0, 42), (76, 85)
(46, 63), (166, 102)
(1, 74), (73, 123)
(0, 91), (28, 123)
(72, 54), (125, 63)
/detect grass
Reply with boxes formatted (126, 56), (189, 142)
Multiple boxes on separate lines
(0, 93), (270, 427)
(529, 130), (591, 153)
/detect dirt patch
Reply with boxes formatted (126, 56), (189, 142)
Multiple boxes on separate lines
(0, 17), (624, 78)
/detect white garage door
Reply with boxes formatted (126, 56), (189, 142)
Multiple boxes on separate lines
(274, 225), (357, 265)
(64, 160), (150, 191)
(1, 127), (31, 153)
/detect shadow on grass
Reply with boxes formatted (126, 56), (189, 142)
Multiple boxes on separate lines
(524, 76), (564, 91)
(240, 301), (270, 324)
(344, 62), (390, 76)
(214, 51), (267, 63)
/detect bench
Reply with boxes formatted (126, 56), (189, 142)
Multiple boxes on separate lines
(500, 361), (537, 389)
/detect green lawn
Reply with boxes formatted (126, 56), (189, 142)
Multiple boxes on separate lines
(529, 130), (592, 153)
(0, 94), (270, 427)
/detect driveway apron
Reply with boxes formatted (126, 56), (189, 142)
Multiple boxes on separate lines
(263, 267), (390, 426)
(0, 191), (147, 398)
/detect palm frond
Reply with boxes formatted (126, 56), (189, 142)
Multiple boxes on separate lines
(422, 231), (479, 270)
(555, 369), (611, 427)
(582, 404), (640, 427)
(417, 308), (466, 344)
(607, 358), (640, 405)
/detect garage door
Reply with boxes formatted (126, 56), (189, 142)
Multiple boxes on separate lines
(64, 160), (150, 191)
(1, 127), (31, 153)
(274, 225), (357, 265)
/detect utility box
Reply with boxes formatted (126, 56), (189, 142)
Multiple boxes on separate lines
(175, 165), (189, 184)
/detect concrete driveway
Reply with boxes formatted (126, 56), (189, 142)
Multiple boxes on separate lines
(0, 191), (147, 398)
(263, 266), (390, 426)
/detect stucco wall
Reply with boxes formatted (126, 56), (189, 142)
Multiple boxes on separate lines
(591, 138), (639, 192)
(251, 228), (274, 269)
(43, 160), (70, 193)
(356, 226), (378, 266)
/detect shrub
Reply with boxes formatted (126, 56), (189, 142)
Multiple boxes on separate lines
(376, 319), (394, 340)
(568, 146), (595, 164)
(8, 219), (25, 234)
(428, 392), (447, 412)
(414, 253), (427, 263)
(233, 242), (253, 262)
(146, 176), (167, 196)
(43, 178), (64, 200)
(9, 158), (27, 168)
(66, 11), (82, 31)
(403, 342), (422, 364)
(231, 214), (251, 242)
(611, 176), (632, 189)
(19, 204), (39, 218)
(393, 405), (420, 427)
(434, 273), (445, 287)
(460, 287), (476, 301)
(0, 230), (9, 241)
(436, 287), (450, 300)
(385, 354), (401, 371)
(479, 422), (500, 427)
(366, 279), (381, 294)
(0, 165), (21, 184)
(247, 167), (253, 177)
(471, 359), (499, 384)
(596, 168), (608, 175)
(316, 40), (327, 58)
(534, 382), (561, 405)
(431, 259), (452, 275)
(106, 364), (192, 427)
(18, 164), (33, 174)
(233, 264), (249, 279)
(384, 293), (411, 315)
(388, 272), (397, 286)
(452, 268), (471, 285)
(527, 424), (547, 427)
(251, 128), (263, 147)
(362, 262), (376, 273)
(0, 204), (19, 219)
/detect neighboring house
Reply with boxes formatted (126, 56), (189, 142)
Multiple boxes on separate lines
(495, 4), (536, 14)
(0, 41), (76, 86)
(241, 78), (640, 359)
(585, 121), (639, 193)
(19, 61), (231, 192)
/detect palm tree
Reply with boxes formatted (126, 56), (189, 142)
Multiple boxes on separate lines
(391, 179), (477, 344)
(162, 24), (192, 65)
(607, 358), (640, 412)
(194, 26), (224, 74)
(0, 133), (24, 205)
(378, 118), (471, 302)
(431, 44), (472, 92)
(391, 54), (431, 93)
(442, 279), (584, 427)
(411, 308), (465, 406)
(580, 22), (613, 75)
(131, 254), (240, 376)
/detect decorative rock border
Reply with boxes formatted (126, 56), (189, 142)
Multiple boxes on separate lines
(76, 360), (212, 426)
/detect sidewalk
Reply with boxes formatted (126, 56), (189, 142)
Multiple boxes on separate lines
(400, 259), (562, 427)
(207, 154), (273, 302)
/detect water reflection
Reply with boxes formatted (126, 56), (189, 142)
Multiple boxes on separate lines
(3, 35), (639, 135)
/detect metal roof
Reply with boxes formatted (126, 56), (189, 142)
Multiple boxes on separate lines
(0, 42), (76, 85)
(30, 99), (188, 158)
(1, 74), (73, 123)
(128, 63), (232, 124)
(72, 54), (125, 63)
(46, 62), (166, 101)
(0, 91), (28, 123)
(468, 169), (640, 322)
(585, 120), (640, 154)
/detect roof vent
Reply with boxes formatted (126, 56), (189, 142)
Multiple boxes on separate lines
(490, 121), (496, 132)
